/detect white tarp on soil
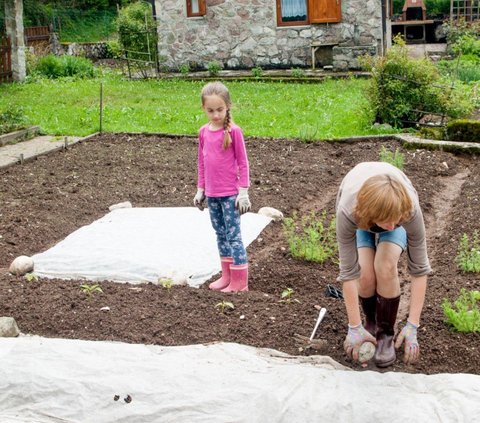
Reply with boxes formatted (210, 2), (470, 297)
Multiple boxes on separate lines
(0, 336), (478, 423)
(32, 208), (272, 287)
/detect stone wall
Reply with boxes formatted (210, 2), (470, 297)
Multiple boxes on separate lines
(53, 40), (110, 59)
(155, 0), (382, 70)
(333, 45), (378, 71)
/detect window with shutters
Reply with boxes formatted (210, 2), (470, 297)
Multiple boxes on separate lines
(187, 0), (206, 17)
(276, 0), (341, 26)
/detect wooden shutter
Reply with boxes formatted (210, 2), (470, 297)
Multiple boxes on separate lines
(187, 0), (206, 17)
(309, 0), (342, 23)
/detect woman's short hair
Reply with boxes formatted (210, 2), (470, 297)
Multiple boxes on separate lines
(354, 174), (413, 230)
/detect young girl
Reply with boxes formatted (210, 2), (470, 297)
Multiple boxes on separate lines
(193, 82), (251, 292)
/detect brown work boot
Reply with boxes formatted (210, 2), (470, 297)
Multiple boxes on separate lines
(374, 294), (400, 368)
(359, 294), (377, 337)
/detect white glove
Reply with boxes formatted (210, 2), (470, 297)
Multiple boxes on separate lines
(193, 188), (206, 211)
(235, 187), (251, 215)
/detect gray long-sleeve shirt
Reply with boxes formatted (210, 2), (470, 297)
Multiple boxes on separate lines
(336, 162), (432, 282)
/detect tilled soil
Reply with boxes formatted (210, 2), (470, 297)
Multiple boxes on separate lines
(0, 133), (479, 374)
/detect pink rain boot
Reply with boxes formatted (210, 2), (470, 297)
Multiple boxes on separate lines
(209, 257), (233, 290)
(221, 263), (248, 292)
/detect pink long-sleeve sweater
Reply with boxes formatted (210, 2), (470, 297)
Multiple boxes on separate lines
(197, 123), (250, 197)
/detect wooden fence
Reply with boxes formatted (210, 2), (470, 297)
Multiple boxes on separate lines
(0, 35), (12, 83)
(25, 26), (51, 54)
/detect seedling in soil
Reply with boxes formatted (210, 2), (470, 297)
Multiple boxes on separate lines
(280, 287), (300, 304)
(80, 283), (103, 297)
(215, 300), (235, 314)
(159, 278), (174, 289)
(456, 231), (480, 273)
(379, 146), (404, 170)
(24, 273), (38, 283)
(442, 288), (480, 333)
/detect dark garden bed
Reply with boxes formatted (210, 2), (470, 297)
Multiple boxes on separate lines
(0, 133), (479, 375)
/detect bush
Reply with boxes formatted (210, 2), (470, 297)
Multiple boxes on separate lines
(446, 120), (480, 143)
(116, 2), (158, 62)
(251, 66), (263, 78)
(362, 36), (473, 127)
(207, 61), (221, 77)
(33, 54), (95, 78)
(0, 107), (28, 135)
(291, 67), (305, 78)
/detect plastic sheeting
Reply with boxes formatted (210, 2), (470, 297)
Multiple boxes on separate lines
(32, 208), (272, 287)
(0, 336), (478, 423)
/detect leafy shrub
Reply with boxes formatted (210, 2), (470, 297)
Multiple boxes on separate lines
(207, 61), (221, 77)
(34, 54), (95, 78)
(291, 67), (305, 78)
(116, 2), (158, 62)
(444, 20), (480, 54)
(105, 39), (123, 59)
(283, 211), (337, 264)
(379, 146), (404, 169)
(251, 66), (263, 78)
(442, 288), (480, 333)
(437, 55), (480, 83)
(456, 231), (480, 272)
(0, 107), (28, 135)
(361, 36), (473, 127)
(179, 63), (190, 75)
(446, 119), (480, 143)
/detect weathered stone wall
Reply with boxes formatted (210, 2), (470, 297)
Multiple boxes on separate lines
(333, 45), (378, 71)
(53, 40), (110, 59)
(155, 0), (382, 70)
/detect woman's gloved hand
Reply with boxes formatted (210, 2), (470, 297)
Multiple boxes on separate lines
(193, 188), (206, 211)
(236, 187), (251, 214)
(395, 320), (420, 364)
(344, 323), (376, 362)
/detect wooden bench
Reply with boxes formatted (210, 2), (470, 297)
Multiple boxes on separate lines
(311, 42), (339, 70)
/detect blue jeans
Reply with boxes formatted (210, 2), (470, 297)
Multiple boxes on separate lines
(356, 226), (407, 251)
(207, 195), (247, 265)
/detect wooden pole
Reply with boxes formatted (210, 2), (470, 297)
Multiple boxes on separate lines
(99, 82), (103, 133)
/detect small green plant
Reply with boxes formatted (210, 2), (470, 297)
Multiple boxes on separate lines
(215, 300), (235, 314)
(291, 67), (305, 78)
(379, 145), (405, 170)
(280, 287), (300, 304)
(282, 210), (337, 264)
(298, 124), (319, 142)
(179, 63), (190, 75)
(251, 66), (263, 78)
(24, 273), (38, 283)
(442, 288), (480, 333)
(207, 61), (221, 77)
(80, 283), (103, 297)
(160, 278), (174, 289)
(456, 231), (480, 273)
(0, 106), (28, 135)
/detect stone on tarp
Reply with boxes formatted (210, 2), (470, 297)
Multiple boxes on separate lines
(258, 207), (284, 222)
(109, 201), (132, 211)
(0, 317), (20, 337)
(9, 255), (34, 276)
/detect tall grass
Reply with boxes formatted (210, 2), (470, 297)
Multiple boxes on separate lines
(0, 74), (398, 137)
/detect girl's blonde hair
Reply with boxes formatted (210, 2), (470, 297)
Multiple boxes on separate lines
(201, 81), (233, 149)
(354, 174), (413, 230)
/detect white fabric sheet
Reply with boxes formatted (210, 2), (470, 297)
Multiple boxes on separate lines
(0, 336), (478, 423)
(32, 208), (272, 287)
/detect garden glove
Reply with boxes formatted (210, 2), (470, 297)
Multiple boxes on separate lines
(193, 188), (206, 211)
(344, 323), (376, 362)
(235, 187), (251, 215)
(395, 320), (420, 364)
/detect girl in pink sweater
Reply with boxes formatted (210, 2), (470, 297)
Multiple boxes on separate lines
(193, 82), (251, 292)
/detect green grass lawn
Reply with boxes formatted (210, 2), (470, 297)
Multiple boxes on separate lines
(0, 73), (397, 139)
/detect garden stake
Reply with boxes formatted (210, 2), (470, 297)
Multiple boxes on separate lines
(294, 307), (328, 351)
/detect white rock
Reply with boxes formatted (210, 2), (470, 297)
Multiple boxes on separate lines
(359, 341), (375, 363)
(258, 207), (284, 222)
(109, 201), (132, 211)
(100, 306), (110, 312)
(0, 317), (20, 337)
(9, 255), (34, 276)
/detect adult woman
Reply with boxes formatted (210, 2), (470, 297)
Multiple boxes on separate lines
(336, 162), (431, 367)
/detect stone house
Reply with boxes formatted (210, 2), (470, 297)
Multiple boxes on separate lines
(155, 0), (389, 71)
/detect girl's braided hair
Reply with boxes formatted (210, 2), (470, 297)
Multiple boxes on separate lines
(201, 81), (233, 149)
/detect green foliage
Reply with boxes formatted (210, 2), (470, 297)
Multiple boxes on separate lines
(392, 0), (450, 16)
(159, 278), (174, 289)
(280, 287), (301, 304)
(442, 288), (480, 333)
(418, 126), (445, 140)
(105, 40), (123, 59)
(444, 20), (480, 52)
(362, 36), (473, 127)
(215, 300), (235, 314)
(437, 56), (480, 83)
(33, 54), (96, 79)
(0, 107), (28, 135)
(379, 145), (405, 169)
(179, 63), (190, 75)
(446, 119), (480, 142)
(251, 66), (264, 78)
(116, 2), (158, 62)
(456, 231), (480, 272)
(291, 67), (305, 78)
(207, 61), (221, 77)
(80, 283), (103, 297)
(283, 210), (337, 264)
(24, 273), (38, 283)
(298, 124), (319, 142)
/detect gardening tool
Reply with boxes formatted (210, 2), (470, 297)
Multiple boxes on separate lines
(294, 306), (328, 351)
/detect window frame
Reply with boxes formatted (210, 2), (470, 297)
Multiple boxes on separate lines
(276, 0), (342, 26)
(276, 0), (309, 27)
(186, 0), (206, 18)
